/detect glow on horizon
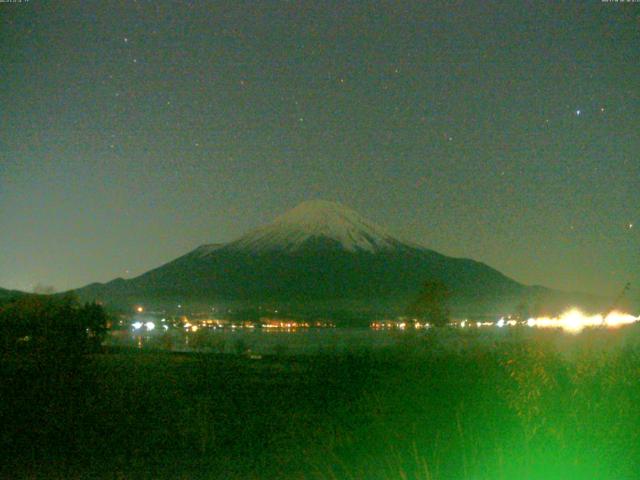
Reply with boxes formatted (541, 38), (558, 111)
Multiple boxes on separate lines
(527, 309), (640, 334)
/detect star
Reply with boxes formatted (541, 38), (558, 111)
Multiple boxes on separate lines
(575, 109), (581, 116)
(124, 37), (129, 43)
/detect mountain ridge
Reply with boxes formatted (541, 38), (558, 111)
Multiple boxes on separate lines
(74, 200), (607, 318)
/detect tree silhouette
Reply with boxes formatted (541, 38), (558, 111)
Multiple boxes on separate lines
(407, 279), (451, 327)
(0, 294), (108, 355)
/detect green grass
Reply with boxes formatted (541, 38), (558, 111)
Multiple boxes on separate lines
(2, 327), (640, 479)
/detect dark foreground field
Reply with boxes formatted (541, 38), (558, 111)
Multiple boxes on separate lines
(2, 328), (640, 480)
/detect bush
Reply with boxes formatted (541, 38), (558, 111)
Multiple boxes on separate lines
(0, 294), (108, 356)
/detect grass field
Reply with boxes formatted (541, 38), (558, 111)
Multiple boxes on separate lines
(2, 326), (640, 479)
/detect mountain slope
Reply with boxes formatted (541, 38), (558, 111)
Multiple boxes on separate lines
(0, 287), (28, 299)
(75, 200), (601, 317)
(0, 287), (32, 307)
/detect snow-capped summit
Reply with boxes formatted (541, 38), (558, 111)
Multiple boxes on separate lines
(226, 200), (404, 253)
(73, 200), (583, 319)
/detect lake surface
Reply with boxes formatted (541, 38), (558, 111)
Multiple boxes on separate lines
(107, 327), (426, 355)
(106, 323), (640, 356)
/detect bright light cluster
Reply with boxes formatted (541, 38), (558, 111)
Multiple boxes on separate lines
(132, 321), (155, 332)
(527, 309), (639, 334)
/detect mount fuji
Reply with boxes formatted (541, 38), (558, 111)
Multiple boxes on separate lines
(74, 200), (591, 319)
(224, 200), (405, 253)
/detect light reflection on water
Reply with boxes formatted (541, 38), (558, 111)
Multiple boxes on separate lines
(108, 328), (410, 355)
(107, 322), (640, 357)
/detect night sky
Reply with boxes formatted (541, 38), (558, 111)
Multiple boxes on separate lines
(1, 1), (638, 297)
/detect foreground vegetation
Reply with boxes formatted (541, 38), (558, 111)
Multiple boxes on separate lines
(2, 321), (640, 479)
(0, 294), (107, 355)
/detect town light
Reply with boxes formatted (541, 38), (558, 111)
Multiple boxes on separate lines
(526, 309), (639, 334)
